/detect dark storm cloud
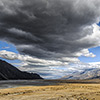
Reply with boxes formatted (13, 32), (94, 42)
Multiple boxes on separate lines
(0, 0), (100, 60)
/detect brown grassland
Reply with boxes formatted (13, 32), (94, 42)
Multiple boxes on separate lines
(0, 79), (100, 100)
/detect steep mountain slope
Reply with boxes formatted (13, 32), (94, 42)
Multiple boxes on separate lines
(62, 68), (100, 80)
(0, 59), (43, 80)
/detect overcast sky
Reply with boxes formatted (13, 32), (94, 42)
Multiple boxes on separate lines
(0, 0), (100, 79)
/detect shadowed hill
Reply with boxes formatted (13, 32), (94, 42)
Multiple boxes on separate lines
(0, 59), (43, 80)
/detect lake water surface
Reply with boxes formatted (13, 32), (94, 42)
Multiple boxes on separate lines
(0, 80), (56, 89)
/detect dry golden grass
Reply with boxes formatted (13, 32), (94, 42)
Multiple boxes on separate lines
(1, 80), (100, 100)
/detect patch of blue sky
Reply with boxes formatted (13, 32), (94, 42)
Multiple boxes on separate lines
(79, 46), (100, 63)
(0, 40), (21, 65)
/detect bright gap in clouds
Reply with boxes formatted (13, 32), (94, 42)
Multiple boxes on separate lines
(0, 41), (21, 65)
(79, 46), (100, 63)
(0, 41), (19, 53)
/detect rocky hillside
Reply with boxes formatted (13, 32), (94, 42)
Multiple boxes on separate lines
(0, 59), (43, 80)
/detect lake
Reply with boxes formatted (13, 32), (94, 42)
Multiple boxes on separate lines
(0, 80), (56, 89)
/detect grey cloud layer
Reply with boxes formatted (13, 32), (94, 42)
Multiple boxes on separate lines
(0, 0), (100, 62)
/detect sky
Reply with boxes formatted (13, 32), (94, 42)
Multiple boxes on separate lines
(0, 0), (100, 79)
(79, 46), (100, 63)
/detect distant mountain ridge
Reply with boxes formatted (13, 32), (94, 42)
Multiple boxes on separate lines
(62, 68), (100, 80)
(0, 59), (43, 80)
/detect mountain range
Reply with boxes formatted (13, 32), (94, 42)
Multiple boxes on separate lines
(0, 59), (43, 80)
(62, 68), (100, 80)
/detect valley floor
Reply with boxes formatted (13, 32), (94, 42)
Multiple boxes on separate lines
(0, 80), (100, 100)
